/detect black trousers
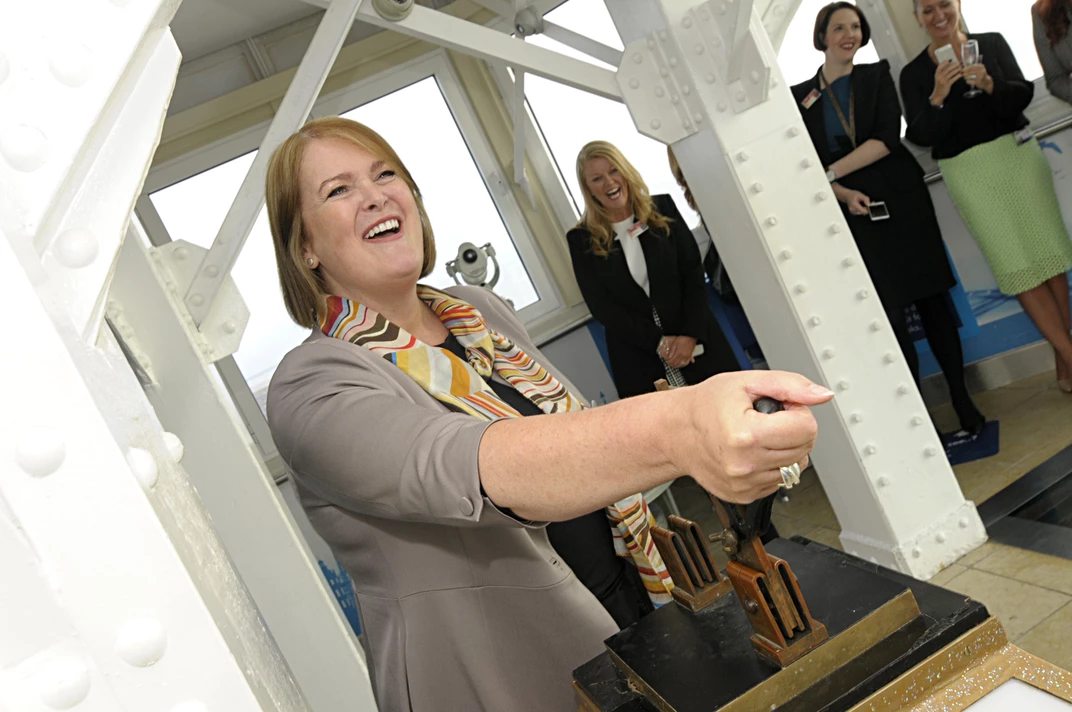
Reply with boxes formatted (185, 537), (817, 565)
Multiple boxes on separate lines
(547, 510), (654, 629)
(886, 294), (982, 430)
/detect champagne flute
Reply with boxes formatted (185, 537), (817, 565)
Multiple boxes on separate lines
(962, 39), (983, 98)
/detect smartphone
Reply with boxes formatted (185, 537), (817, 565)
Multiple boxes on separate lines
(867, 201), (890, 221)
(935, 44), (957, 65)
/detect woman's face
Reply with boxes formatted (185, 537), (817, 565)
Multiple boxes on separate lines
(583, 157), (630, 218)
(916, 0), (961, 43)
(299, 137), (424, 301)
(824, 8), (864, 64)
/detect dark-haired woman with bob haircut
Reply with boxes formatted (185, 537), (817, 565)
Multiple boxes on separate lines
(792, 1), (985, 433)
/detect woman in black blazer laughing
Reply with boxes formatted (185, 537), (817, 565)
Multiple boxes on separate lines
(567, 140), (737, 399)
(791, 2), (983, 435)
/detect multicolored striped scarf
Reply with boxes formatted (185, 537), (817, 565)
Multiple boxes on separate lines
(319, 285), (674, 607)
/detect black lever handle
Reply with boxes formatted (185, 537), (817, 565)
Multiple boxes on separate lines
(753, 396), (785, 415)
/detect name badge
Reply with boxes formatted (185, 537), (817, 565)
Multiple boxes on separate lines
(627, 222), (649, 239)
(801, 89), (821, 110)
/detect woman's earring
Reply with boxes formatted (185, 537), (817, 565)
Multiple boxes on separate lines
(307, 257), (316, 268)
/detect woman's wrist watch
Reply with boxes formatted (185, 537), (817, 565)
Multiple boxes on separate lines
(826, 168), (837, 183)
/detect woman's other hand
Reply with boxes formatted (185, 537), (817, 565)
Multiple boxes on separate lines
(844, 190), (872, 216)
(931, 60), (964, 106)
(670, 371), (834, 504)
(963, 63), (994, 94)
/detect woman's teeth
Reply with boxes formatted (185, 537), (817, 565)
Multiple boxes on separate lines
(363, 218), (400, 240)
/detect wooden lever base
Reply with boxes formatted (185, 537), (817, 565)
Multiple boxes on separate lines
(725, 551), (828, 667)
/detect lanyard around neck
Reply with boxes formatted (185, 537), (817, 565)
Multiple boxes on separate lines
(819, 69), (857, 150)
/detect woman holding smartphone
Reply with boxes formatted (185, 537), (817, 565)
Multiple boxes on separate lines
(792, 2), (985, 433)
(900, 0), (1072, 394)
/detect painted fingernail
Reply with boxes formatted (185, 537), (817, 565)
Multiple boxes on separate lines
(809, 385), (836, 397)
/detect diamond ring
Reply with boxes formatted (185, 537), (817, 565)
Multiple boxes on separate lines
(779, 462), (802, 489)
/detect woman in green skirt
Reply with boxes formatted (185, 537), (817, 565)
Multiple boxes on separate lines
(900, 0), (1072, 393)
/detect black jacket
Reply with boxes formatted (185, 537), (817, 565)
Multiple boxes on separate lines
(793, 60), (922, 193)
(567, 194), (736, 398)
(792, 60), (955, 308)
(900, 33), (1033, 160)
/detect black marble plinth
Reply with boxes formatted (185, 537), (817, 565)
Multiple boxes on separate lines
(574, 537), (989, 712)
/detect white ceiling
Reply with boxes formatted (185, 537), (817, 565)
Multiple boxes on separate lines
(170, 0), (321, 62)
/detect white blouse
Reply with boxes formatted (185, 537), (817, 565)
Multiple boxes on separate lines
(612, 216), (650, 296)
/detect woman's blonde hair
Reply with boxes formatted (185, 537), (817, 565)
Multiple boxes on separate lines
(265, 116), (436, 328)
(666, 146), (697, 213)
(574, 140), (670, 258)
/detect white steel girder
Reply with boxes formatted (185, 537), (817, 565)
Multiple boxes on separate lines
(0, 0), (313, 709)
(603, 0), (984, 578)
(354, 1), (619, 99)
(1, 0), (380, 709)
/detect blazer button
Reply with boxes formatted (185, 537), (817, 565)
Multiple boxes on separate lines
(460, 497), (475, 516)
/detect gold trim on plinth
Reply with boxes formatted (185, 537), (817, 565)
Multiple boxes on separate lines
(573, 681), (602, 712)
(848, 616), (1072, 711)
(605, 589), (921, 712)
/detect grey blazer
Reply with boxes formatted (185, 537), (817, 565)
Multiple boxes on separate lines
(267, 285), (617, 712)
(1034, 3), (1072, 103)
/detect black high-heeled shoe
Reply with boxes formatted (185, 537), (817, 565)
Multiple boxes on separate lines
(949, 389), (985, 438)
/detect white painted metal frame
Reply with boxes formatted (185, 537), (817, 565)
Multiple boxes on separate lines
(488, 60), (583, 226)
(485, 18), (590, 231)
(355, 1), (620, 99)
(542, 20), (624, 66)
(0, 0), (328, 706)
(183, 0), (367, 327)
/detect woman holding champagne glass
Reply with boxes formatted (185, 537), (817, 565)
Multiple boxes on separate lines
(900, 0), (1072, 393)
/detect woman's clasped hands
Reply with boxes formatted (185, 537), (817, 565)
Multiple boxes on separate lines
(658, 335), (698, 368)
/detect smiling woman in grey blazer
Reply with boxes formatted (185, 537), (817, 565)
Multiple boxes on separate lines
(262, 116), (831, 712)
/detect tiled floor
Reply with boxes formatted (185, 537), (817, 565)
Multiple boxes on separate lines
(665, 370), (1072, 668)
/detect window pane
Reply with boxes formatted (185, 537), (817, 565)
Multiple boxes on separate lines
(525, 0), (699, 226)
(777, 0), (880, 87)
(338, 77), (539, 310)
(961, 0), (1041, 81)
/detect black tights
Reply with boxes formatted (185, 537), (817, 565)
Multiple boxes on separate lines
(887, 294), (982, 430)
(547, 510), (654, 629)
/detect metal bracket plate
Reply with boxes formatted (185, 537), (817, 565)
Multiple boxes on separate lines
(617, 32), (706, 144)
(154, 241), (249, 363)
